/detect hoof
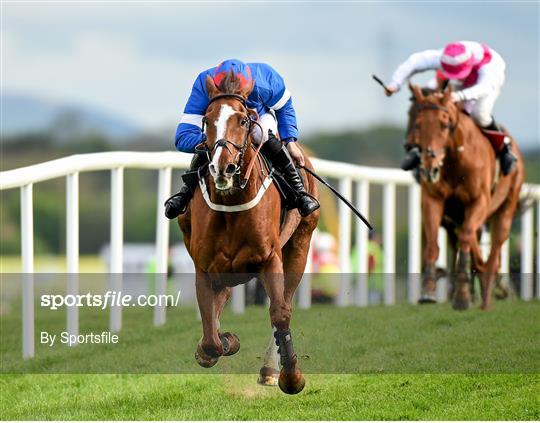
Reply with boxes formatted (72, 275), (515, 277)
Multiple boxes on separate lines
(494, 285), (509, 300)
(220, 332), (240, 356)
(257, 366), (279, 386)
(452, 298), (470, 310)
(418, 294), (437, 304)
(278, 369), (305, 395)
(194, 343), (219, 368)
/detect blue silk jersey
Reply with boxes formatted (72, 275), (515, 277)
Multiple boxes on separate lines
(175, 63), (298, 153)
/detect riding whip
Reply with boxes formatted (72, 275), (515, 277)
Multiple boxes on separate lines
(372, 74), (389, 91)
(300, 165), (373, 231)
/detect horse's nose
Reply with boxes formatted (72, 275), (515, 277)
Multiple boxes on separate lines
(225, 163), (237, 176)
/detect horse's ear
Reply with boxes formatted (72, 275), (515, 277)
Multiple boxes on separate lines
(239, 78), (254, 99)
(442, 83), (453, 103)
(206, 75), (221, 99)
(248, 108), (259, 121)
(409, 83), (424, 101)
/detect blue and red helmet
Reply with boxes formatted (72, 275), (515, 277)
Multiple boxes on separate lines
(212, 59), (253, 90)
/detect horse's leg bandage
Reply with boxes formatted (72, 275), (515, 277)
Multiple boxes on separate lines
(274, 329), (297, 370)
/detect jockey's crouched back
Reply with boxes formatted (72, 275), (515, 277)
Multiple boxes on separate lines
(164, 59), (319, 219)
(385, 41), (517, 176)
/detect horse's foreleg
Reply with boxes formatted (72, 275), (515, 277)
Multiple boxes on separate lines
(194, 272), (223, 368)
(214, 287), (240, 356)
(454, 196), (488, 310)
(420, 193), (444, 303)
(261, 252), (304, 395)
(258, 220), (315, 388)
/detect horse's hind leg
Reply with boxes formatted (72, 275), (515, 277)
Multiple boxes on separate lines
(480, 195), (518, 310)
(194, 272), (225, 368)
(454, 196), (488, 310)
(258, 328), (279, 386)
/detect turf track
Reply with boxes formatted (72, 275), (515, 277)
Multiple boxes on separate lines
(1, 301), (539, 419)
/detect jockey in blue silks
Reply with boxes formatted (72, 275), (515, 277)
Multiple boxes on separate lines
(164, 59), (319, 219)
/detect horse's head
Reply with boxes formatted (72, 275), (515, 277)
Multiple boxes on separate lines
(203, 72), (257, 192)
(408, 84), (459, 184)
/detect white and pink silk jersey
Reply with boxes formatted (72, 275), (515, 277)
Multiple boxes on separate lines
(390, 41), (506, 102)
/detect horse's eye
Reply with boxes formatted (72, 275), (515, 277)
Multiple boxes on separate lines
(240, 118), (249, 128)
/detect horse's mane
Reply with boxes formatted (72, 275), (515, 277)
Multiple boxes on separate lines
(216, 70), (244, 95)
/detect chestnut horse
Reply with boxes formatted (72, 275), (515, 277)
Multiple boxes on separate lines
(408, 84), (524, 310)
(178, 74), (319, 394)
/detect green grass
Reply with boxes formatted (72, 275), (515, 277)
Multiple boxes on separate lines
(1, 301), (539, 419)
(1, 373), (538, 420)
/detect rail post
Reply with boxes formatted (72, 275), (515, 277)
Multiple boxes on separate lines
(537, 200), (540, 299)
(21, 184), (35, 359)
(436, 228), (448, 302)
(520, 207), (533, 300)
(66, 173), (79, 345)
(407, 183), (421, 303)
(109, 167), (124, 332)
(232, 284), (245, 314)
(354, 180), (369, 307)
(154, 167), (172, 326)
(383, 182), (396, 305)
(337, 177), (352, 307)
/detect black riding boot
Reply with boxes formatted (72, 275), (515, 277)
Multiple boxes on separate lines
(483, 119), (517, 176)
(261, 134), (320, 217)
(164, 152), (208, 219)
(401, 144), (421, 171)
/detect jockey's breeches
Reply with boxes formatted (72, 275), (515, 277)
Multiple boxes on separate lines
(465, 87), (501, 128)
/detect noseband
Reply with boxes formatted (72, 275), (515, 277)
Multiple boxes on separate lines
(199, 94), (264, 187)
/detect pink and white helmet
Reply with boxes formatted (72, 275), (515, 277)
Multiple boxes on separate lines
(440, 42), (475, 80)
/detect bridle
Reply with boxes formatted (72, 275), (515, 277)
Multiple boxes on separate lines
(412, 102), (459, 182)
(199, 93), (265, 188)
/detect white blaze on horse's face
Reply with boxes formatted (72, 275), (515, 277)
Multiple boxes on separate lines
(210, 104), (238, 191)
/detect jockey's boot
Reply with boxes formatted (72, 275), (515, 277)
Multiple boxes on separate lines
(261, 134), (320, 217)
(482, 119), (517, 176)
(164, 152), (208, 219)
(401, 144), (421, 171)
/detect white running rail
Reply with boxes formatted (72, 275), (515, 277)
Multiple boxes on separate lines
(1, 151), (539, 359)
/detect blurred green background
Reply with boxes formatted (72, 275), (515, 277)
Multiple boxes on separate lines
(2, 123), (538, 273)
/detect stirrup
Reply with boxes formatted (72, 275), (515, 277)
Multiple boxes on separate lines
(296, 192), (320, 217)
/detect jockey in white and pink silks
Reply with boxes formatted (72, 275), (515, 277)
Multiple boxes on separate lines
(386, 41), (517, 175)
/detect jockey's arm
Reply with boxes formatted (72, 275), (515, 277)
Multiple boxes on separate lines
(174, 73), (208, 153)
(175, 121), (204, 153)
(390, 49), (442, 90)
(264, 64), (299, 142)
(273, 98), (299, 142)
(455, 59), (506, 102)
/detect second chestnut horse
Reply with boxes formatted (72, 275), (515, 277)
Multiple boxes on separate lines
(408, 84), (524, 310)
